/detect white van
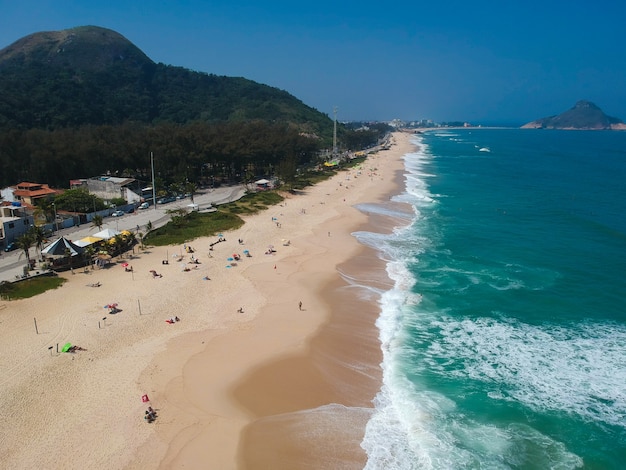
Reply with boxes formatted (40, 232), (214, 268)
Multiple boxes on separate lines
(139, 202), (150, 210)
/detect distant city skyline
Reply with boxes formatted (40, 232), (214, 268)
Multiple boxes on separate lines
(2, 1), (625, 125)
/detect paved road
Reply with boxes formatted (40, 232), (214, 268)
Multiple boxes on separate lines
(0, 185), (247, 283)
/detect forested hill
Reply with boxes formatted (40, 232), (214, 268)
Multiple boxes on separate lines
(0, 25), (331, 135)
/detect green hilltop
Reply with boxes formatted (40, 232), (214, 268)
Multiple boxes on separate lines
(0, 25), (332, 135)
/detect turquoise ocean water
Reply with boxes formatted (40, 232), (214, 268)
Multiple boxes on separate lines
(356, 129), (626, 469)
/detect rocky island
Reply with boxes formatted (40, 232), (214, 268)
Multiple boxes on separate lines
(522, 100), (626, 130)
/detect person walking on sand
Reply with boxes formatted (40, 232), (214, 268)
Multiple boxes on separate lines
(299, 301), (303, 311)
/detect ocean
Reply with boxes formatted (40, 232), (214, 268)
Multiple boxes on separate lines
(356, 129), (626, 469)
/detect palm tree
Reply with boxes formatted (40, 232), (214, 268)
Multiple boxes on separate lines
(145, 220), (153, 233)
(125, 232), (137, 253)
(29, 225), (47, 259)
(185, 182), (198, 204)
(64, 247), (74, 273)
(34, 198), (55, 226)
(113, 234), (125, 259)
(16, 232), (35, 267)
(83, 245), (96, 270)
(137, 231), (145, 250)
(92, 214), (104, 231)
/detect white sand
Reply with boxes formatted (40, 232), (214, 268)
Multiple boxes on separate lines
(0, 132), (416, 469)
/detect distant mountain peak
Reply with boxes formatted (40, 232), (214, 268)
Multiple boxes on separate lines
(0, 26), (331, 133)
(0, 25), (152, 73)
(522, 100), (626, 130)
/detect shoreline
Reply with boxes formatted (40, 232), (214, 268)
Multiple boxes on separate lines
(147, 132), (415, 468)
(235, 156), (414, 468)
(0, 132), (416, 469)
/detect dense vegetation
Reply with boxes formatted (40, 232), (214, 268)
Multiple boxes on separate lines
(0, 27), (332, 133)
(0, 26), (390, 190)
(0, 120), (325, 188)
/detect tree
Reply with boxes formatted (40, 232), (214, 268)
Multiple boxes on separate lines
(185, 181), (197, 204)
(64, 248), (74, 273)
(83, 245), (96, 270)
(29, 225), (47, 258)
(54, 188), (104, 213)
(167, 208), (189, 228)
(92, 214), (104, 231)
(113, 234), (125, 259)
(125, 232), (137, 254)
(16, 232), (34, 267)
(145, 220), (153, 233)
(277, 154), (298, 190)
(34, 198), (55, 225)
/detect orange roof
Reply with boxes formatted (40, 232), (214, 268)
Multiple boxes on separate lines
(13, 181), (59, 198)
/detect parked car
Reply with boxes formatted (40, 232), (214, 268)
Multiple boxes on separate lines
(111, 210), (125, 217)
(157, 196), (176, 204)
(139, 202), (150, 210)
(4, 242), (18, 252)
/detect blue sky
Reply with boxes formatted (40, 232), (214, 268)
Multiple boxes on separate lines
(1, 1), (625, 124)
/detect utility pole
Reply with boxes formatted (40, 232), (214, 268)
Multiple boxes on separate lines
(333, 106), (338, 157)
(52, 202), (58, 233)
(151, 152), (157, 211)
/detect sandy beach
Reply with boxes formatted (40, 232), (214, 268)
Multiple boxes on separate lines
(0, 132), (415, 469)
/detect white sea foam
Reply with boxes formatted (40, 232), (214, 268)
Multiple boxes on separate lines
(423, 317), (626, 428)
(360, 135), (585, 468)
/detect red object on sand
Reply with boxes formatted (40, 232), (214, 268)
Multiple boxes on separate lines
(142, 394), (150, 403)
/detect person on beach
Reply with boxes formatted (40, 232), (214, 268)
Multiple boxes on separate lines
(299, 301), (302, 311)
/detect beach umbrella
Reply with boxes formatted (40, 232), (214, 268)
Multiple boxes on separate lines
(121, 263), (129, 267)
(61, 342), (73, 353)
(227, 257), (234, 261)
(243, 250), (249, 254)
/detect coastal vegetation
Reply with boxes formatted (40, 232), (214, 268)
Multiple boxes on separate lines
(0, 276), (66, 300)
(0, 26), (391, 190)
(144, 156), (361, 247)
(145, 211), (244, 246)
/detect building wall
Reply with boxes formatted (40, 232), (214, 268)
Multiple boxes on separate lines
(1, 215), (35, 246)
(85, 180), (124, 201)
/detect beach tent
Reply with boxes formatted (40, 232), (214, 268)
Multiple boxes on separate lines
(255, 179), (270, 185)
(41, 237), (84, 257)
(93, 228), (121, 240)
(74, 236), (104, 248)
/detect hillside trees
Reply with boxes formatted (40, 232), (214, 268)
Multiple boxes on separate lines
(53, 188), (105, 213)
(0, 120), (323, 189)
